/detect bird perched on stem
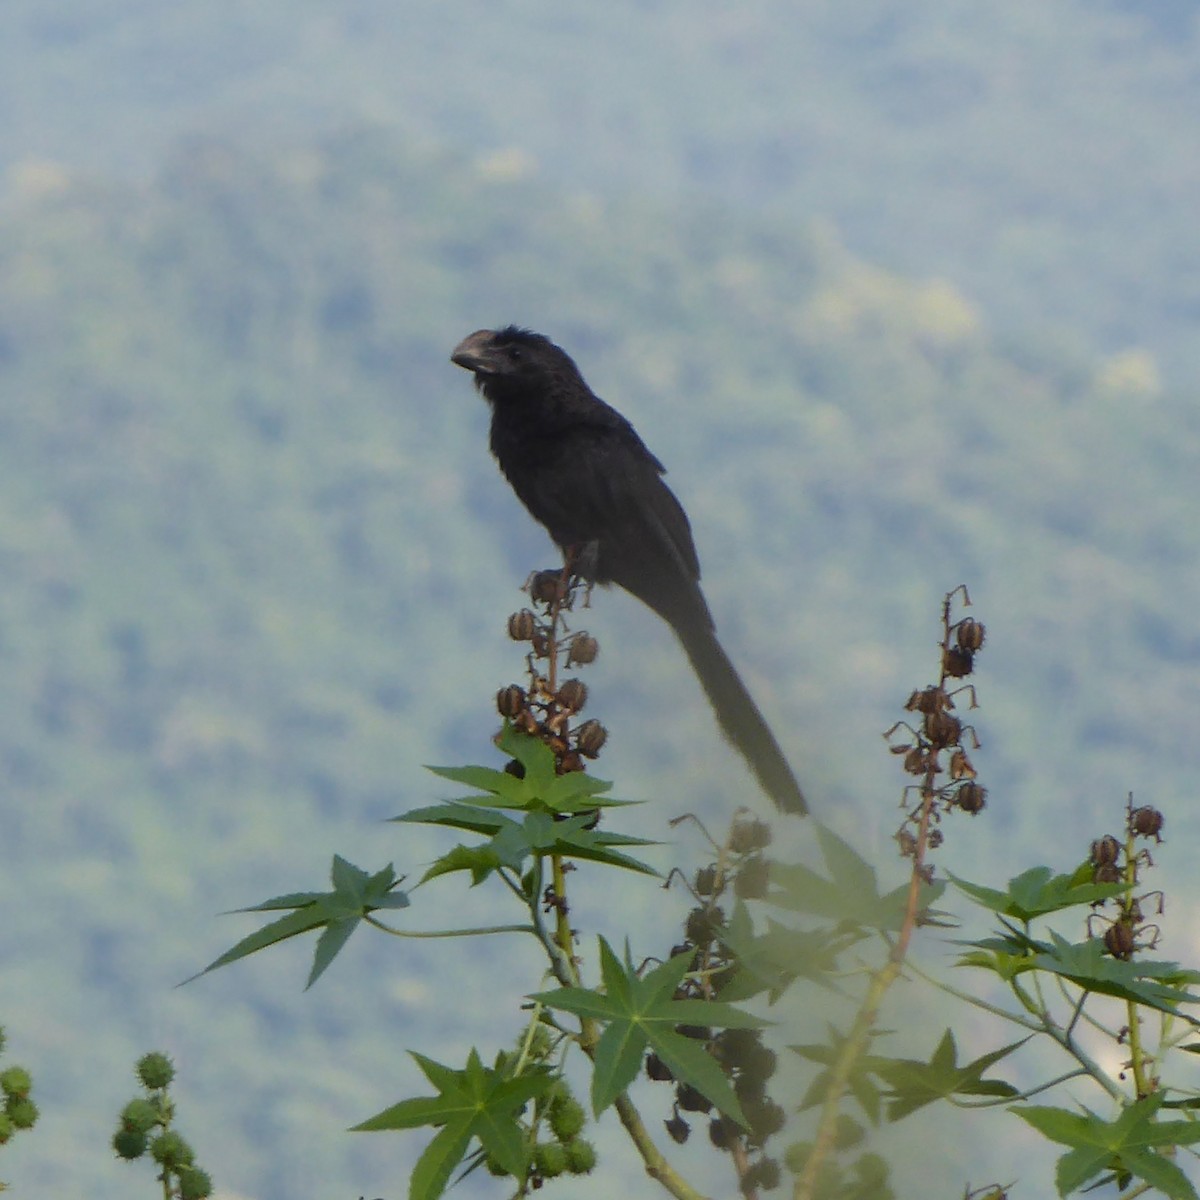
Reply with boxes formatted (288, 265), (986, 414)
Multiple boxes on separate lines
(451, 326), (806, 815)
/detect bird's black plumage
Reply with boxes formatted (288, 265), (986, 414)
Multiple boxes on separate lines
(451, 326), (806, 814)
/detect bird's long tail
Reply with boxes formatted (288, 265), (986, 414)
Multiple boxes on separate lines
(675, 620), (807, 815)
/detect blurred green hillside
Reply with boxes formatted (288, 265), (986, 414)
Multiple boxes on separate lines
(0, 129), (1196, 1198)
(4, 0), (1200, 385)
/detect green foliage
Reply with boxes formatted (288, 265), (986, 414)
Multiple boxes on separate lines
(353, 1049), (553, 1200)
(113, 1051), (213, 1198)
(1017, 1095), (1200, 1200)
(532, 938), (767, 1124)
(191, 856), (409, 988)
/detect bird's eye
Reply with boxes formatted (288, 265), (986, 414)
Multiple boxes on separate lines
(505, 345), (523, 362)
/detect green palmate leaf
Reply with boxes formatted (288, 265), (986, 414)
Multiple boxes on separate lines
(396, 803), (514, 836)
(949, 864), (1127, 922)
(866, 1029), (1023, 1121)
(1017, 1094), (1200, 1199)
(791, 1024), (884, 1125)
(353, 1048), (553, 1200)
(420, 727), (630, 815)
(420, 844), (504, 887)
(414, 809), (657, 887)
(768, 823), (944, 932)
(531, 938), (766, 1124)
(716, 904), (863, 1003)
(187, 857), (408, 988)
(1032, 933), (1200, 1018)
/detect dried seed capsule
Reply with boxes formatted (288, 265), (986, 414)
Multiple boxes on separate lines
(906, 686), (947, 714)
(1091, 835), (1121, 866)
(507, 609), (537, 641)
(955, 782), (987, 814)
(734, 855), (770, 900)
(645, 1053), (673, 1082)
(1130, 806), (1164, 840)
(556, 679), (588, 712)
(529, 570), (563, 605)
(729, 817), (772, 855)
(496, 685), (527, 718)
(558, 749), (585, 774)
(694, 865), (719, 896)
(948, 749), (976, 780)
(664, 1114), (689, 1144)
(566, 632), (599, 665)
(956, 618), (986, 652)
(675, 1084), (712, 1114)
(1093, 862), (1121, 884)
(1104, 920), (1136, 960)
(942, 647), (974, 678)
(924, 709), (962, 748)
(574, 719), (607, 758)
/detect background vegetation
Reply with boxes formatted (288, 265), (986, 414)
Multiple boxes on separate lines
(0, 3), (1197, 1197)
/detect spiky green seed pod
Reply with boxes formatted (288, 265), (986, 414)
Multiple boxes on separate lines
(149, 1129), (194, 1168)
(548, 1095), (586, 1141)
(564, 1138), (597, 1174)
(177, 1165), (214, 1199)
(533, 1142), (567, 1178)
(0, 1067), (31, 1099)
(6, 1097), (38, 1130)
(120, 1098), (161, 1134)
(136, 1052), (175, 1090)
(112, 1128), (147, 1160)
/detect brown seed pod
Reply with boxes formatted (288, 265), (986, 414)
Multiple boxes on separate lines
(729, 817), (772, 855)
(520, 712), (544, 736)
(1104, 920), (1136, 960)
(558, 749), (585, 774)
(1091, 835), (1121, 866)
(694, 865), (719, 896)
(574, 719), (608, 758)
(675, 1083), (712, 1114)
(903, 746), (930, 776)
(496, 684), (527, 718)
(664, 1114), (689, 1145)
(956, 618), (986, 652)
(942, 647), (974, 678)
(896, 829), (918, 858)
(507, 609), (537, 641)
(906, 686), (948, 714)
(955, 781), (987, 814)
(1092, 862), (1121, 885)
(928, 828), (944, 848)
(529, 570), (563, 605)
(948, 749), (976, 780)
(556, 678), (588, 712)
(566, 632), (599, 665)
(645, 1052), (674, 1082)
(734, 855), (770, 900)
(1130, 806), (1164, 840)
(924, 709), (963, 748)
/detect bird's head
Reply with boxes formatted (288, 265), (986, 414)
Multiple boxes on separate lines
(451, 326), (577, 402)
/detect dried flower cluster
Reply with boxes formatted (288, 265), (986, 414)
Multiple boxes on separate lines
(649, 814), (785, 1195)
(887, 587), (989, 872)
(1087, 796), (1166, 964)
(498, 569), (607, 776)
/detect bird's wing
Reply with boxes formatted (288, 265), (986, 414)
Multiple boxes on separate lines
(519, 419), (710, 629)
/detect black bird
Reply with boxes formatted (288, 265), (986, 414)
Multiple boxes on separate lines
(451, 326), (806, 814)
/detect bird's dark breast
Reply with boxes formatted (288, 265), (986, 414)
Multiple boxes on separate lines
(490, 420), (609, 557)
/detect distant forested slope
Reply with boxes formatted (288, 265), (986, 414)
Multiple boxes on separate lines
(0, 129), (1195, 1199)
(3, 0), (1198, 384)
